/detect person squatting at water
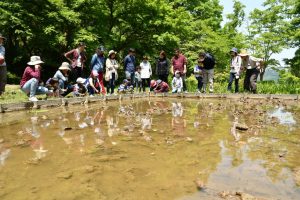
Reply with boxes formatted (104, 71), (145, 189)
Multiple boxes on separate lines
(20, 56), (52, 102)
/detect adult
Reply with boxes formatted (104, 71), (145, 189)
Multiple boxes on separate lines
(64, 42), (87, 81)
(124, 48), (136, 86)
(199, 52), (215, 93)
(20, 56), (51, 102)
(105, 50), (119, 95)
(156, 51), (169, 83)
(227, 48), (242, 93)
(239, 49), (263, 94)
(53, 62), (73, 97)
(90, 46), (106, 95)
(0, 33), (6, 95)
(140, 55), (152, 92)
(171, 49), (187, 92)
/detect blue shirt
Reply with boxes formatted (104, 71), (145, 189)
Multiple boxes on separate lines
(124, 55), (135, 73)
(91, 54), (105, 72)
(0, 45), (6, 67)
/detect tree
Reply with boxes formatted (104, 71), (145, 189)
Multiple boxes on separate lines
(247, 0), (292, 81)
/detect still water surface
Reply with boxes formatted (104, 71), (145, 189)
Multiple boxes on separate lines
(0, 99), (299, 200)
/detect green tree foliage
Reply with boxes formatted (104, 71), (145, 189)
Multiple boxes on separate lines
(247, 0), (293, 81)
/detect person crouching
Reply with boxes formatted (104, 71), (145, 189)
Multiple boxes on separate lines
(87, 71), (101, 97)
(154, 79), (169, 93)
(172, 71), (183, 93)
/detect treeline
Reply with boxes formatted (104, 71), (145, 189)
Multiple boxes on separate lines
(0, 0), (298, 82)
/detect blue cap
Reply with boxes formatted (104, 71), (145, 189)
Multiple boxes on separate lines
(230, 48), (238, 54)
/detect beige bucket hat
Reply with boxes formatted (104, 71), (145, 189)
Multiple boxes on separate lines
(59, 62), (71, 71)
(27, 56), (44, 65)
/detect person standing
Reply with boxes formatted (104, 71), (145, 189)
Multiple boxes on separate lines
(64, 42), (87, 81)
(156, 51), (169, 83)
(239, 49), (263, 94)
(0, 34), (7, 95)
(171, 49), (187, 92)
(194, 59), (204, 93)
(140, 55), (152, 92)
(124, 48), (136, 86)
(90, 46), (106, 95)
(227, 48), (242, 93)
(105, 50), (119, 95)
(20, 56), (51, 102)
(199, 52), (215, 93)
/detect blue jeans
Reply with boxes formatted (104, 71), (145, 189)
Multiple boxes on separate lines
(228, 73), (239, 93)
(21, 78), (50, 97)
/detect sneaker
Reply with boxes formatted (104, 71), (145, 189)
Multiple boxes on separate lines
(89, 95), (94, 97)
(29, 96), (38, 102)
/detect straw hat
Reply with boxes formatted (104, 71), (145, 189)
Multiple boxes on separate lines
(59, 62), (71, 71)
(239, 49), (249, 57)
(27, 56), (44, 65)
(108, 50), (116, 57)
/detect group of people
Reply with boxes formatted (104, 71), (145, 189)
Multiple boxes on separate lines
(0, 32), (264, 102)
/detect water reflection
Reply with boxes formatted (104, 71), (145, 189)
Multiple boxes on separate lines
(0, 99), (300, 200)
(269, 107), (296, 125)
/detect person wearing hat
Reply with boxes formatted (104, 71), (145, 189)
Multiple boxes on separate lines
(227, 48), (242, 93)
(73, 78), (87, 97)
(90, 46), (106, 95)
(86, 70), (101, 96)
(118, 79), (133, 94)
(105, 50), (119, 95)
(239, 49), (264, 94)
(154, 79), (169, 93)
(64, 42), (87, 81)
(0, 33), (7, 95)
(20, 56), (51, 102)
(124, 48), (136, 86)
(198, 51), (215, 93)
(140, 55), (152, 92)
(53, 62), (73, 97)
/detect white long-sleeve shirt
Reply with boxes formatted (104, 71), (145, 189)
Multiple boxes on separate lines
(230, 56), (242, 74)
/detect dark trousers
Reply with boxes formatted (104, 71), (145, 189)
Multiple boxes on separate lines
(196, 76), (203, 91)
(0, 65), (7, 95)
(158, 74), (168, 83)
(228, 73), (239, 93)
(135, 81), (142, 92)
(181, 74), (187, 92)
(61, 84), (74, 97)
(72, 67), (83, 82)
(244, 68), (259, 93)
(107, 73), (115, 94)
(142, 78), (150, 92)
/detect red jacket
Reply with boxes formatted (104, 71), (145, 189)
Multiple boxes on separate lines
(20, 66), (41, 87)
(64, 48), (87, 68)
(155, 82), (169, 93)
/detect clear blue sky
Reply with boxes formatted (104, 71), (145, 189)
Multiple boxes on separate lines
(219, 0), (296, 66)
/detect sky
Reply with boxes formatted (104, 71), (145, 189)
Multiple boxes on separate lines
(219, 0), (296, 66)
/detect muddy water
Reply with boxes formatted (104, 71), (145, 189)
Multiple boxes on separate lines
(0, 98), (300, 200)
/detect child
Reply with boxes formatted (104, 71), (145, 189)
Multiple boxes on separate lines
(194, 59), (204, 93)
(87, 71), (101, 97)
(118, 79), (133, 94)
(135, 66), (142, 92)
(172, 71), (183, 93)
(45, 78), (59, 97)
(73, 77), (87, 97)
(154, 79), (169, 93)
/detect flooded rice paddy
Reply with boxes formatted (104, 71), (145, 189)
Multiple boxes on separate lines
(0, 98), (300, 200)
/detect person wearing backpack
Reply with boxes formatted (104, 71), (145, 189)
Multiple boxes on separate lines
(90, 46), (106, 95)
(199, 52), (215, 93)
(227, 48), (242, 93)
